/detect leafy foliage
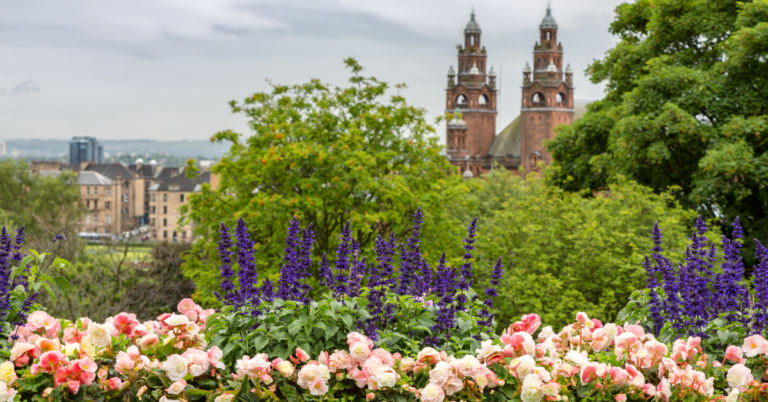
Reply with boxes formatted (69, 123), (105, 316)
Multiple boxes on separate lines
(181, 58), (474, 306)
(455, 168), (698, 330)
(0, 160), (84, 260)
(547, 0), (768, 265)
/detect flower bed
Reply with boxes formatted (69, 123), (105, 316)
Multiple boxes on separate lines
(1, 304), (766, 402)
(2, 212), (768, 401)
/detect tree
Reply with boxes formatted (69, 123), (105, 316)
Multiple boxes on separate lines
(182, 58), (475, 306)
(0, 160), (84, 259)
(459, 167), (698, 330)
(548, 0), (768, 263)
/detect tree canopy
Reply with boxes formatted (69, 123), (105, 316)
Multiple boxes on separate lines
(459, 168), (698, 330)
(0, 160), (84, 259)
(548, 0), (768, 261)
(182, 58), (475, 306)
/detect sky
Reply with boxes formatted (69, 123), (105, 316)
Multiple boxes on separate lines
(0, 0), (627, 143)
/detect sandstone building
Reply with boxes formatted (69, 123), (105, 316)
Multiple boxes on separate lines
(148, 171), (210, 242)
(446, 5), (578, 177)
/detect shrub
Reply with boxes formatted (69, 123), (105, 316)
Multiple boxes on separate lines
(456, 169), (698, 330)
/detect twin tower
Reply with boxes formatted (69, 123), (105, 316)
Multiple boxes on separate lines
(445, 5), (574, 177)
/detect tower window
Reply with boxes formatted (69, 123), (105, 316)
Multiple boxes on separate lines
(478, 95), (488, 105)
(532, 92), (546, 104)
(456, 94), (468, 105)
(557, 93), (565, 104)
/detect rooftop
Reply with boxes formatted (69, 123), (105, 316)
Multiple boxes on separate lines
(78, 171), (112, 186)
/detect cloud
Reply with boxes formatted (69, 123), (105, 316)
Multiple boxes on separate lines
(10, 81), (40, 94)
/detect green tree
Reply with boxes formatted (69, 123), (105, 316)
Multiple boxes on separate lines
(548, 0), (768, 262)
(461, 167), (698, 330)
(183, 58), (475, 306)
(0, 160), (84, 259)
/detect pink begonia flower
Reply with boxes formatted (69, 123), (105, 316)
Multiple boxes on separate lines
(725, 345), (744, 363)
(508, 314), (542, 335)
(177, 298), (197, 314)
(623, 324), (645, 339)
(167, 379), (187, 395)
(183, 348), (210, 377)
(297, 363), (331, 394)
(106, 377), (123, 390)
(113, 313), (139, 336)
(421, 383), (445, 402)
(370, 348), (394, 367)
(575, 312), (590, 325)
(616, 394), (627, 402)
(657, 378), (672, 402)
(318, 351), (330, 367)
(590, 328), (609, 351)
(328, 350), (356, 373)
(208, 346), (225, 370)
(115, 356), (135, 375)
(742, 334), (766, 358)
(138, 334), (159, 350)
(295, 348), (310, 363)
(199, 309), (215, 323)
(350, 342), (371, 363)
(367, 393), (376, 401)
(591, 319), (603, 329)
(66, 380), (80, 394)
(350, 368), (368, 388)
(727, 363), (754, 392)
(613, 332), (639, 358)
(347, 332), (374, 349)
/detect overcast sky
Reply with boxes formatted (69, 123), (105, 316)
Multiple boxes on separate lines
(0, 0), (626, 143)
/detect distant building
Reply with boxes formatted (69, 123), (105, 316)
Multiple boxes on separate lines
(69, 136), (103, 165)
(445, 5), (578, 177)
(148, 171), (210, 242)
(0, 140), (6, 156)
(78, 171), (122, 234)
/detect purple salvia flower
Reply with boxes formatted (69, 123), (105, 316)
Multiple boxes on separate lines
(477, 257), (503, 336)
(333, 221), (352, 300)
(216, 223), (237, 306)
(318, 253), (333, 290)
(427, 253), (458, 346)
(455, 217), (478, 312)
(397, 208), (424, 296)
(296, 224), (315, 304)
(235, 218), (260, 306)
(753, 240), (768, 332)
(277, 217), (302, 301)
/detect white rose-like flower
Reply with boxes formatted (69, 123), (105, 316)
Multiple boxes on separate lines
(727, 363), (753, 392)
(374, 367), (397, 389)
(276, 361), (295, 377)
(0, 362), (16, 387)
(538, 326), (554, 341)
(214, 394), (235, 402)
(163, 354), (189, 381)
(521, 374), (545, 402)
(727, 389), (739, 402)
(87, 323), (112, 348)
(165, 314), (190, 327)
(166, 380), (187, 395)
(0, 382), (17, 402)
(420, 383), (445, 402)
(511, 355), (536, 378)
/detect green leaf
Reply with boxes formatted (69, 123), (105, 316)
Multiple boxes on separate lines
(287, 318), (305, 336)
(279, 381), (300, 402)
(252, 336), (269, 352)
(42, 281), (55, 307)
(53, 276), (70, 297)
(340, 313), (353, 329)
(457, 318), (473, 333)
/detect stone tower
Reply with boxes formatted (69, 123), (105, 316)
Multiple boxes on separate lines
(519, 4), (574, 171)
(445, 8), (497, 177)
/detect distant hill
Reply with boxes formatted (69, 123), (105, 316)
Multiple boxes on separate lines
(4, 139), (230, 159)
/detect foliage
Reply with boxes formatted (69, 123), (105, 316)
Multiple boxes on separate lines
(618, 216), (768, 357)
(547, 0), (768, 265)
(211, 208), (499, 353)
(43, 242), (194, 323)
(0, 228), (71, 355)
(0, 160), (84, 260)
(181, 58), (475, 306)
(455, 167), (698, 330)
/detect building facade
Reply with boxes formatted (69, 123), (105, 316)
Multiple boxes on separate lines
(148, 172), (210, 242)
(446, 5), (576, 177)
(78, 171), (124, 234)
(69, 137), (104, 165)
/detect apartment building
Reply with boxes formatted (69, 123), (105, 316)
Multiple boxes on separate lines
(148, 171), (210, 242)
(78, 171), (122, 233)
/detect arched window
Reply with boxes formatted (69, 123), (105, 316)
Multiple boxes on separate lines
(478, 95), (488, 106)
(532, 92), (545, 104)
(547, 32), (551, 40)
(456, 94), (468, 105)
(556, 93), (565, 104)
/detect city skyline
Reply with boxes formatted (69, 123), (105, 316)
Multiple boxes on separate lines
(1, 0), (626, 142)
